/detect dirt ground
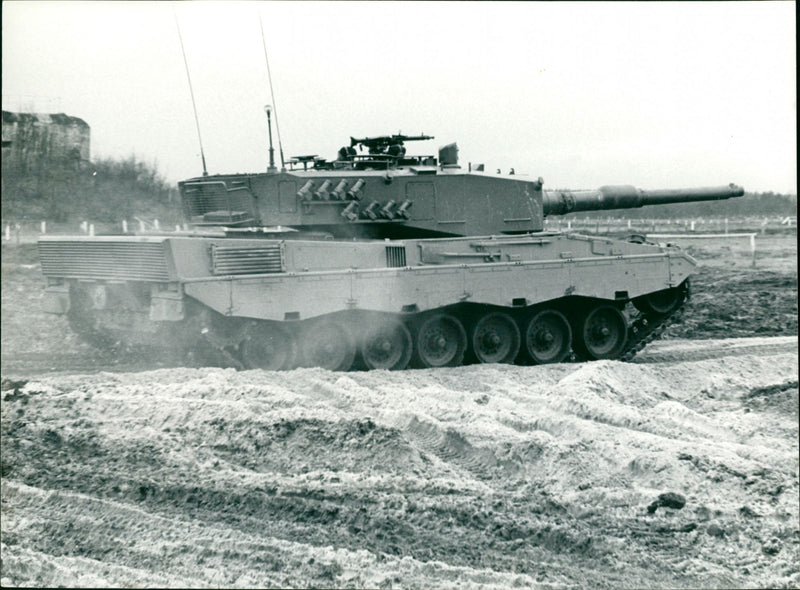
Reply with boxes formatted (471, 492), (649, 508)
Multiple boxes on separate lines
(1, 232), (798, 588)
(664, 234), (797, 340)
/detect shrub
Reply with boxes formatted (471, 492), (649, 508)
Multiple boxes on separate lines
(1, 155), (180, 223)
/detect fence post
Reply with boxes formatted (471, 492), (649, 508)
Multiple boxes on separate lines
(724, 218), (729, 234)
(15, 224), (21, 246)
(122, 219), (128, 233)
(154, 219), (160, 230)
(4, 225), (10, 241)
(89, 224), (95, 236)
(139, 220), (146, 233)
(40, 221), (47, 234)
(750, 234), (756, 268)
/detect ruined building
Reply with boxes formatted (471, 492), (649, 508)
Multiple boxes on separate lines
(2, 111), (90, 174)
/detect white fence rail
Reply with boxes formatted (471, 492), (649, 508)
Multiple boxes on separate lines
(2, 219), (189, 246)
(647, 232), (758, 267)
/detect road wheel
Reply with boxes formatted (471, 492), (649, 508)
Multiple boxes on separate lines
(240, 321), (296, 371)
(299, 319), (356, 371)
(633, 283), (687, 316)
(524, 309), (572, 364)
(414, 314), (467, 368)
(575, 305), (628, 360)
(472, 312), (520, 364)
(360, 318), (413, 371)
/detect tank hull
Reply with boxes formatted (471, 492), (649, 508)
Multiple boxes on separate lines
(39, 232), (693, 370)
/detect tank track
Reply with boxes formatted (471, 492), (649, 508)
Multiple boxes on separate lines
(68, 283), (692, 371)
(619, 281), (690, 362)
(196, 282), (692, 370)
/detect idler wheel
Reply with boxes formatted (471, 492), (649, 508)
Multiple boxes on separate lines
(360, 318), (413, 371)
(524, 309), (572, 364)
(414, 314), (467, 368)
(472, 312), (520, 364)
(575, 305), (628, 360)
(299, 319), (356, 371)
(633, 282), (687, 316)
(240, 321), (296, 371)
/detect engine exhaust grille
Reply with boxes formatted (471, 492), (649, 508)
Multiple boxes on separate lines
(211, 243), (284, 275)
(386, 245), (407, 268)
(38, 239), (171, 282)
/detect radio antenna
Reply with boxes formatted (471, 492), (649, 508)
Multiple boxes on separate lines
(259, 12), (285, 171)
(173, 9), (208, 176)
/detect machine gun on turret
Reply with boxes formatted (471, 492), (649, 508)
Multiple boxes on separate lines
(335, 133), (437, 169)
(350, 133), (434, 155)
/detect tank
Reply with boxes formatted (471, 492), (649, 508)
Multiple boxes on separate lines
(38, 132), (744, 370)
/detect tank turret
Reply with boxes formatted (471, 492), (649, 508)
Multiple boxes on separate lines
(178, 134), (744, 239)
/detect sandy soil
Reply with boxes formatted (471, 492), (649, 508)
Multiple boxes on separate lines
(2, 347), (798, 588)
(1, 233), (797, 588)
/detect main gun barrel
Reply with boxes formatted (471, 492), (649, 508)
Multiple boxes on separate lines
(542, 183), (745, 216)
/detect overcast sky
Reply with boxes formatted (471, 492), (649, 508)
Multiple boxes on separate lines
(2, 1), (796, 193)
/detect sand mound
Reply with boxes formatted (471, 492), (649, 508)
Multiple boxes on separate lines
(2, 339), (797, 588)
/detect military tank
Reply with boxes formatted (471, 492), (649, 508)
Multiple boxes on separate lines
(38, 132), (744, 370)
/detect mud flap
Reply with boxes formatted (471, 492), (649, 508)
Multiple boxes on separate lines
(150, 290), (185, 321)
